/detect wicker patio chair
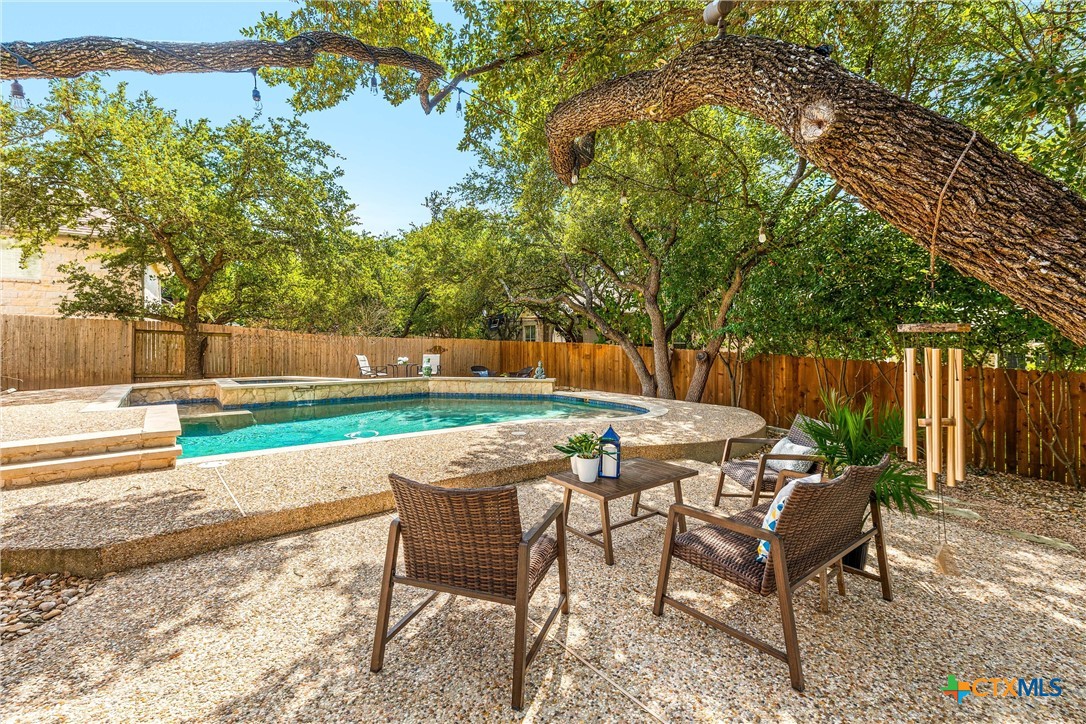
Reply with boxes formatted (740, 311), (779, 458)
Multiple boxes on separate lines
(654, 458), (892, 692)
(371, 474), (569, 710)
(714, 414), (826, 507)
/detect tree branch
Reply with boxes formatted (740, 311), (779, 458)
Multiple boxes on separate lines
(545, 32), (1086, 345)
(3, 33), (449, 114)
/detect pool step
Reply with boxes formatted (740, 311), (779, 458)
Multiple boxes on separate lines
(1, 445), (183, 489)
(1, 405), (182, 489)
(178, 409), (255, 432)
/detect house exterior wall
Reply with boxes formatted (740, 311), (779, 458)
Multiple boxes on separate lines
(0, 236), (112, 317)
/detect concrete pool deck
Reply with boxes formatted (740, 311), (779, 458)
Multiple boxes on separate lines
(0, 385), (766, 576)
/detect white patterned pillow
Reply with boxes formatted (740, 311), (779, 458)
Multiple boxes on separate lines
(756, 480), (798, 563)
(765, 438), (816, 473)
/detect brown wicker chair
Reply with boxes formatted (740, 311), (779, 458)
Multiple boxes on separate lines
(371, 474), (569, 709)
(655, 458), (892, 692)
(714, 414), (826, 507)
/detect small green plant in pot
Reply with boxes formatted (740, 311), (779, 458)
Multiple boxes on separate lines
(800, 390), (931, 567)
(555, 432), (602, 483)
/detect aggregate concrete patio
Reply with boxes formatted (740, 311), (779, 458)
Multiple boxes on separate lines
(3, 462), (1083, 722)
(0, 385), (765, 575)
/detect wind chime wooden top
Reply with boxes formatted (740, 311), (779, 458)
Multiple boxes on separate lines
(898, 323), (971, 490)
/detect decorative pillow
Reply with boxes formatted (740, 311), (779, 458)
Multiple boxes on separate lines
(765, 438), (816, 473)
(756, 480), (799, 563)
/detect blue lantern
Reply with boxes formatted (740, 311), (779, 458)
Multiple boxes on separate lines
(599, 425), (620, 478)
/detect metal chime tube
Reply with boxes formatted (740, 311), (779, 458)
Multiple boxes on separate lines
(904, 348), (917, 462)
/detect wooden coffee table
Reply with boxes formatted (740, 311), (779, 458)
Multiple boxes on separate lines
(546, 458), (698, 565)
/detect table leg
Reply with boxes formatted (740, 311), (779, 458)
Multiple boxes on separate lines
(599, 499), (614, 566)
(672, 480), (687, 534)
(562, 488), (572, 524)
(630, 491), (641, 517)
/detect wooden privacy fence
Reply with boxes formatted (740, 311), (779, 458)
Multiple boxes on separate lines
(3, 314), (1083, 484)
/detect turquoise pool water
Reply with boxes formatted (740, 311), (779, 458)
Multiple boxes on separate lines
(178, 395), (641, 459)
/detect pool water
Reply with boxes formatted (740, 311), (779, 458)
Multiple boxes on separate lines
(178, 395), (641, 459)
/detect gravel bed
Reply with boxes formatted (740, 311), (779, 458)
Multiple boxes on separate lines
(910, 464), (1086, 556)
(2, 461), (1082, 722)
(1, 572), (98, 642)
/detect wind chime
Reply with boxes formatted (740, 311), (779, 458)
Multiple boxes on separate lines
(899, 323), (969, 491)
(899, 129), (978, 575)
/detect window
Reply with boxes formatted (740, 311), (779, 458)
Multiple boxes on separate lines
(523, 323), (537, 342)
(0, 240), (42, 281)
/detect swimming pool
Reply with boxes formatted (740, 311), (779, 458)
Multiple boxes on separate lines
(178, 394), (644, 459)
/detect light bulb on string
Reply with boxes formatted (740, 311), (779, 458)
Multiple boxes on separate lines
(250, 69), (262, 112)
(370, 64), (379, 95)
(8, 80), (28, 111)
(455, 89), (463, 118)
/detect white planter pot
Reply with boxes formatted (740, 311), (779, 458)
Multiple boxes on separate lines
(573, 455), (599, 483)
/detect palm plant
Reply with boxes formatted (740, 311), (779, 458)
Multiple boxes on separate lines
(800, 390), (931, 515)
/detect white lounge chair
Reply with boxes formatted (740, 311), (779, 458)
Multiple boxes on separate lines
(357, 354), (390, 378)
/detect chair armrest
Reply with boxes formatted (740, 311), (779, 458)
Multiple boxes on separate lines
(760, 453), (825, 464)
(522, 503), (563, 546)
(667, 503), (779, 544)
(774, 468), (821, 494)
(722, 437), (777, 462)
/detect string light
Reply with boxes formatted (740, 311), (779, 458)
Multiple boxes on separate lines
(8, 80), (28, 110)
(250, 69), (262, 112)
(455, 88), (463, 118)
(370, 64), (379, 95)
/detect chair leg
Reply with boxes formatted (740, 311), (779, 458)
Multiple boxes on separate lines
(713, 470), (726, 507)
(653, 512), (677, 616)
(750, 483), (762, 507)
(870, 498), (894, 602)
(512, 547), (530, 709)
(770, 542), (804, 691)
(556, 515), (570, 615)
(835, 560), (847, 596)
(370, 519), (400, 672)
(818, 571), (829, 614)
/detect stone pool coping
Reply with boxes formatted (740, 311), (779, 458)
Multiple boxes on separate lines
(1, 386), (766, 576)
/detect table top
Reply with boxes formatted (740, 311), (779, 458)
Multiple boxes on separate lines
(546, 457), (699, 501)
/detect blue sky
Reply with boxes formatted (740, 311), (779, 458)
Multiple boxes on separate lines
(1, 1), (473, 236)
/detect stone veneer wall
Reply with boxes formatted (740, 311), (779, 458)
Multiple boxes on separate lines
(123, 377), (556, 409)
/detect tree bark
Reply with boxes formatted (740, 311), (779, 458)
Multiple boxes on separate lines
(1, 33), (455, 113)
(181, 320), (205, 380)
(546, 33), (1086, 345)
(685, 265), (746, 402)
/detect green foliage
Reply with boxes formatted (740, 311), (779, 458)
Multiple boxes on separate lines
(800, 390), (931, 516)
(1, 78), (359, 336)
(554, 432), (602, 459)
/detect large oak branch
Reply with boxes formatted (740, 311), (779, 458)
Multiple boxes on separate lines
(546, 34), (1086, 345)
(0, 33), (455, 112)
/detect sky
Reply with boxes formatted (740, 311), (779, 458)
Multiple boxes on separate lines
(0, 1), (474, 236)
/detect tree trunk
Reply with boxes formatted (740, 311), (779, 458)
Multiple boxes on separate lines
(644, 295), (675, 400)
(685, 265), (746, 402)
(546, 33), (1086, 345)
(180, 302), (205, 380)
(686, 350), (716, 404)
